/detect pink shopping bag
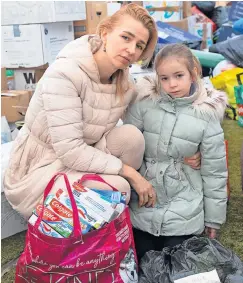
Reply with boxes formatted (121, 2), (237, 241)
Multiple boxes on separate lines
(15, 173), (138, 283)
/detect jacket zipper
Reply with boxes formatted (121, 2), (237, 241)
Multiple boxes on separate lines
(174, 161), (182, 181)
(182, 167), (195, 191)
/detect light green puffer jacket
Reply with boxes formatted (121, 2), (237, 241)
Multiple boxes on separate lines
(124, 76), (228, 237)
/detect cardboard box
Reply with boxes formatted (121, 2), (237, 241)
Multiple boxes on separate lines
(1, 68), (7, 91)
(183, 1), (192, 18)
(13, 65), (48, 90)
(85, 2), (108, 34)
(73, 20), (87, 39)
(74, 2), (109, 38)
(168, 18), (189, 31)
(1, 90), (33, 122)
(157, 21), (201, 45)
(2, 22), (74, 68)
(192, 23), (213, 49)
(144, 1), (183, 22)
(215, 1), (230, 7)
(191, 5), (217, 32)
(1, 1), (86, 25)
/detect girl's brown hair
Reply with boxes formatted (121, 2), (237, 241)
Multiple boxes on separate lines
(154, 43), (202, 83)
(96, 3), (158, 100)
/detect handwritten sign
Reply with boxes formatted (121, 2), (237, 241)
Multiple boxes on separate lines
(174, 269), (221, 283)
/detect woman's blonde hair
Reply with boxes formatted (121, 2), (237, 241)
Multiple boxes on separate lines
(154, 44), (202, 82)
(96, 3), (158, 100)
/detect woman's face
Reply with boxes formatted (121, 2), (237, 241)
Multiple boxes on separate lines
(102, 15), (150, 69)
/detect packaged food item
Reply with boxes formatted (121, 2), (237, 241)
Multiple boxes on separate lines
(29, 214), (64, 238)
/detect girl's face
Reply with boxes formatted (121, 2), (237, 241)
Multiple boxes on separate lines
(101, 15), (149, 69)
(157, 57), (193, 98)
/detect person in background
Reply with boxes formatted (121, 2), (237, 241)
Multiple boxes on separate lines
(3, 4), (201, 219)
(124, 43), (228, 262)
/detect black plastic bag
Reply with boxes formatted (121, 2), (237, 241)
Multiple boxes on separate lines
(139, 236), (243, 283)
(192, 1), (215, 15)
(212, 6), (230, 29)
(209, 36), (243, 68)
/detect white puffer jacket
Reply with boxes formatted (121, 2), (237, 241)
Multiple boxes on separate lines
(4, 35), (137, 217)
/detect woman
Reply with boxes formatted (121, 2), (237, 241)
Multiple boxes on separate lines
(4, 4), (200, 218)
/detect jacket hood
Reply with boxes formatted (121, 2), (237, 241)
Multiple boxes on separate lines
(136, 75), (228, 121)
(56, 35), (129, 84)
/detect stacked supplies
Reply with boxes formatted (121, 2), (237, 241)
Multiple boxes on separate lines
(29, 180), (127, 238)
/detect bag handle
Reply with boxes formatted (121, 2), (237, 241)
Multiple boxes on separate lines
(34, 172), (82, 238)
(78, 174), (118, 192)
(236, 72), (243, 86)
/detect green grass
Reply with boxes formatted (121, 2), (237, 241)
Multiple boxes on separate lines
(1, 119), (243, 282)
(1, 231), (26, 266)
(219, 120), (243, 260)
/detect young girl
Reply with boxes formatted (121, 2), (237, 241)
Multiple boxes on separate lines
(124, 43), (228, 262)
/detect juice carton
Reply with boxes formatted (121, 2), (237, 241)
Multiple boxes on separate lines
(34, 204), (73, 238)
(29, 214), (64, 238)
(72, 181), (118, 222)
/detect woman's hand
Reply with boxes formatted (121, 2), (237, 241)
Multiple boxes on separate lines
(119, 164), (157, 207)
(204, 227), (217, 239)
(184, 151), (201, 169)
(130, 173), (157, 208)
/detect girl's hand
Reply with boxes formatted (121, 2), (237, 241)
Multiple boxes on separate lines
(205, 227), (217, 239)
(184, 151), (201, 169)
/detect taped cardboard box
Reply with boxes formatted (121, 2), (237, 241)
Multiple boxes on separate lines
(73, 20), (87, 39)
(2, 22), (74, 68)
(74, 2), (120, 39)
(1, 1), (86, 25)
(13, 64), (48, 91)
(85, 2), (108, 34)
(1, 90), (33, 122)
(144, 1), (183, 22)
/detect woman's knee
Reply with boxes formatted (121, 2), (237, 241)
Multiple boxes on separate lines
(83, 174), (131, 203)
(106, 124), (145, 169)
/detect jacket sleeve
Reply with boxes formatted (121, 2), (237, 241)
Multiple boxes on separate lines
(200, 116), (228, 227)
(42, 61), (122, 175)
(123, 101), (144, 131)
